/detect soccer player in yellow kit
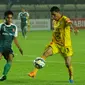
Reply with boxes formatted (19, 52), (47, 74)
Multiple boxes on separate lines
(28, 6), (78, 83)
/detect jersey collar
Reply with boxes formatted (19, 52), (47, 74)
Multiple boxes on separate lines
(57, 15), (63, 21)
(4, 23), (12, 27)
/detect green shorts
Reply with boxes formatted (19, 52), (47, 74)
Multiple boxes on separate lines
(0, 47), (14, 60)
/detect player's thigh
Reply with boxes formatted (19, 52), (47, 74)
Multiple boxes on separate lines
(21, 23), (24, 30)
(4, 53), (14, 62)
(43, 42), (59, 56)
(23, 26), (27, 32)
(61, 46), (73, 57)
(61, 46), (73, 66)
(21, 23), (26, 28)
(3, 48), (14, 62)
(24, 25), (27, 30)
(49, 42), (59, 54)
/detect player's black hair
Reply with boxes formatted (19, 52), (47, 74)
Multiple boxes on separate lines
(4, 10), (13, 18)
(50, 6), (60, 12)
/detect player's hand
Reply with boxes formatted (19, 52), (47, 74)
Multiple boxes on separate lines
(74, 28), (79, 35)
(19, 48), (23, 55)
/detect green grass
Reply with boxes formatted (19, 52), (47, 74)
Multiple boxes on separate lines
(0, 30), (85, 85)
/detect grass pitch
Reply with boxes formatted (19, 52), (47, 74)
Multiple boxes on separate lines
(0, 30), (85, 85)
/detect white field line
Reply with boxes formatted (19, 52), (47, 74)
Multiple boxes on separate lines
(15, 54), (36, 57)
(15, 59), (85, 65)
(14, 53), (85, 65)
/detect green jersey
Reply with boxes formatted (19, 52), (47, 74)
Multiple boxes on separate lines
(18, 12), (29, 24)
(0, 23), (18, 48)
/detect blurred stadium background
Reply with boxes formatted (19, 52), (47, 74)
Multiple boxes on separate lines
(0, 0), (85, 18)
(0, 0), (85, 30)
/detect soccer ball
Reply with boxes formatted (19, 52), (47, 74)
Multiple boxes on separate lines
(33, 57), (45, 69)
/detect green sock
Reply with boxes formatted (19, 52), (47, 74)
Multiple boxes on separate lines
(3, 62), (12, 76)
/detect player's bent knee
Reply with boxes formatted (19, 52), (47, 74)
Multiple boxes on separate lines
(43, 48), (53, 57)
(65, 64), (69, 68)
(65, 62), (71, 68)
(8, 54), (14, 62)
(0, 54), (2, 60)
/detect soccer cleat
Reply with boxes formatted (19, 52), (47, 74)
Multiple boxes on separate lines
(0, 75), (7, 81)
(69, 79), (74, 83)
(28, 72), (36, 78)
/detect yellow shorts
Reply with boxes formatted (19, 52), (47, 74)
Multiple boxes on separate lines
(47, 42), (73, 57)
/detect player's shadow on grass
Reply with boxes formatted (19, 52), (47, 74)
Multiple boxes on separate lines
(6, 79), (29, 84)
(6, 79), (71, 85)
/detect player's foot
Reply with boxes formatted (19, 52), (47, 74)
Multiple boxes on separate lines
(28, 72), (36, 78)
(24, 36), (27, 39)
(0, 75), (7, 81)
(69, 76), (74, 83)
(69, 79), (74, 83)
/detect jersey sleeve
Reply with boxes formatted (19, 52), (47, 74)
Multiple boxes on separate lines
(14, 25), (18, 37)
(64, 16), (72, 25)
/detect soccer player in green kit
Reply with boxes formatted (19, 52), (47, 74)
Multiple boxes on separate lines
(18, 8), (30, 38)
(0, 10), (23, 81)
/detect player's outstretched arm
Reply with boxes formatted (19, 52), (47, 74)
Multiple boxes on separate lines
(65, 17), (79, 35)
(70, 23), (79, 35)
(14, 37), (23, 55)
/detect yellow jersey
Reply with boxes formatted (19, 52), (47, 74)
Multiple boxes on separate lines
(52, 15), (72, 47)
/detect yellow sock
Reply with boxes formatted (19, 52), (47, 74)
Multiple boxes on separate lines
(41, 56), (46, 60)
(33, 68), (39, 73)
